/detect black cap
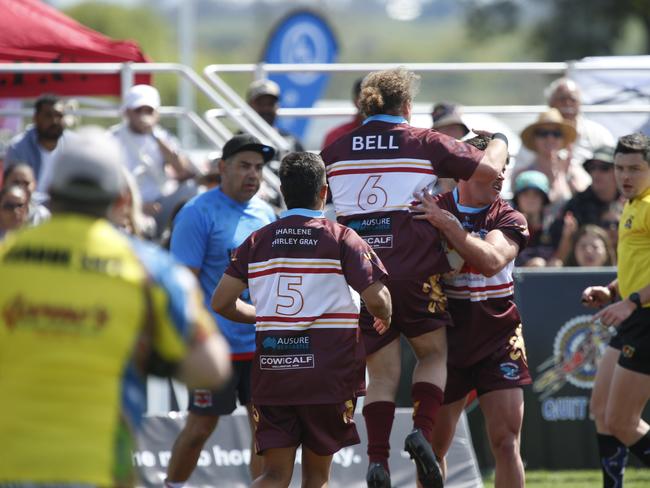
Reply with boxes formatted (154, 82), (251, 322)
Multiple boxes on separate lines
(222, 134), (275, 163)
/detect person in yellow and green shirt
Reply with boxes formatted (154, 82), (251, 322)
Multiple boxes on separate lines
(0, 128), (232, 488)
(582, 132), (650, 488)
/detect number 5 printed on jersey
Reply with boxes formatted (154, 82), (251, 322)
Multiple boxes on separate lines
(357, 175), (388, 211)
(276, 275), (304, 316)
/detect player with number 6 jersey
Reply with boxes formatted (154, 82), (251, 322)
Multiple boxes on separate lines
(321, 68), (509, 488)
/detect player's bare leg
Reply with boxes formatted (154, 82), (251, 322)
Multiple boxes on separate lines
(252, 446), (297, 488)
(606, 365), (650, 464)
(430, 395), (467, 480)
(480, 388), (525, 488)
(246, 404), (264, 479)
(363, 338), (401, 486)
(301, 447), (333, 488)
(591, 347), (620, 433)
(165, 413), (219, 484)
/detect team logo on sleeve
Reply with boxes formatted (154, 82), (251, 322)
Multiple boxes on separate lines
(500, 362), (521, 380)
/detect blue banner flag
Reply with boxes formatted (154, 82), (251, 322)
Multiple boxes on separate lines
(262, 10), (338, 141)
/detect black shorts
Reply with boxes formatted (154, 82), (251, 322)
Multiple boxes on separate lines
(609, 308), (650, 375)
(188, 360), (252, 415)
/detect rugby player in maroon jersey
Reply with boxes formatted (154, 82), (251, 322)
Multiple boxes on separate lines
(212, 152), (392, 488)
(412, 136), (530, 488)
(321, 68), (509, 488)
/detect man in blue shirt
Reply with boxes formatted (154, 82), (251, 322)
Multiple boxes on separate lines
(165, 134), (276, 487)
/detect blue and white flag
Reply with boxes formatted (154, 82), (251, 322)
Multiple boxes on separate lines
(262, 10), (338, 141)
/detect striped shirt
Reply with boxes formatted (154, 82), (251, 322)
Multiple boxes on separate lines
(225, 208), (387, 405)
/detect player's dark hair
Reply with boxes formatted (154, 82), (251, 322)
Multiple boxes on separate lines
(279, 152), (326, 210)
(615, 133), (650, 163)
(34, 94), (61, 114)
(359, 67), (420, 117)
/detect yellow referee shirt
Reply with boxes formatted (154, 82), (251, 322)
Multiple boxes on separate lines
(617, 187), (650, 303)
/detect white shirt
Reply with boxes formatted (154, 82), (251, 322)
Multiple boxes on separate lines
(111, 123), (180, 203)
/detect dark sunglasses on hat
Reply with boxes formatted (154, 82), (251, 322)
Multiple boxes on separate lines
(534, 129), (563, 139)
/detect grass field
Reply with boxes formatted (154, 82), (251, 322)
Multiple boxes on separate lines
(481, 468), (650, 487)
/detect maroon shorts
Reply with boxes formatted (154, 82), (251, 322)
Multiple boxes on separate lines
(360, 276), (451, 355)
(252, 401), (360, 456)
(443, 335), (532, 405)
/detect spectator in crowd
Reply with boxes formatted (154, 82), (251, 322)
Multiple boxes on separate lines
(549, 146), (621, 264)
(0, 128), (231, 487)
(321, 67), (508, 488)
(565, 224), (616, 267)
(414, 135), (530, 488)
(5, 94), (75, 200)
(431, 102), (470, 140)
(247, 79), (304, 154)
(546, 77), (616, 165)
(516, 108), (590, 213)
(111, 84), (196, 230)
(0, 185), (29, 240)
(108, 165), (155, 238)
(212, 151), (391, 488)
(601, 200), (625, 256)
(431, 102), (472, 193)
(165, 134), (277, 487)
(582, 133), (650, 488)
(511, 171), (554, 267)
(2, 163), (50, 226)
(322, 77), (365, 149)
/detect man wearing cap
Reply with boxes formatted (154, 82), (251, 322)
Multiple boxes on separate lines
(111, 84), (195, 223)
(165, 134), (277, 487)
(431, 102), (470, 141)
(0, 128), (232, 487)
(247, 79), (304, 155)
(549, 145), (622, 264)
(5, 94), (75, 201)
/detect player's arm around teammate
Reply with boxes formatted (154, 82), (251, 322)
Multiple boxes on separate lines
(413, 143), (528, 488)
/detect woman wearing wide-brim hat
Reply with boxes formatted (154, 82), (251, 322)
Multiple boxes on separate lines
(513, 108), (590, 212)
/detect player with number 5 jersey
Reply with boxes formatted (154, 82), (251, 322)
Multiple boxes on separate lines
(213, 152), (391, 488)
(321, 67), (509, 488)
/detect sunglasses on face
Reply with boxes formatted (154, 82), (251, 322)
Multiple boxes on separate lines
(534, 129), (563, 139)
(1, 202), (26, 211)
(585, 162), (613, 173)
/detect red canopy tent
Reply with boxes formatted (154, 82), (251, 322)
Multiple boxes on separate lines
(0, 0), (150, 97)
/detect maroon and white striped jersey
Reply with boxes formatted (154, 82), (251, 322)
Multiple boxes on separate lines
(321, 116), (484, 279)
(225, 210), (387, 405)
(435, 190), (529, 367)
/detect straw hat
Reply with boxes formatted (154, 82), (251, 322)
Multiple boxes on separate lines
(520, 108), (577, 150)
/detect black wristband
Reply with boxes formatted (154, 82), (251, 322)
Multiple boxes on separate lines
(492, 132), (509, 147)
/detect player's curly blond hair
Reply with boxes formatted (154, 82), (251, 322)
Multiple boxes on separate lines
(359, 67), (420, 117)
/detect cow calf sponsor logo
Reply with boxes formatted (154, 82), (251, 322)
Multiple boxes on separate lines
(260, 354), (315, 370)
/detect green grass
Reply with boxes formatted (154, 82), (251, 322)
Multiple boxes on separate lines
(482, 468), (650, 487)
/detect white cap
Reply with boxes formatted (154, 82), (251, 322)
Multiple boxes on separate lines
(123, 84), (161, 110)
(48, 127), (126, 203)
(246, 79), (281, 102)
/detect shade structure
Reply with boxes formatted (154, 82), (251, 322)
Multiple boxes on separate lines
(0, 0), (150, 97)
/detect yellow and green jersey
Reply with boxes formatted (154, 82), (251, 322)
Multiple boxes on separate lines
(0, 214), (215, 486)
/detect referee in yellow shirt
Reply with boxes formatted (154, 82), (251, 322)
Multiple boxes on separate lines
(582, 132), (650, 488)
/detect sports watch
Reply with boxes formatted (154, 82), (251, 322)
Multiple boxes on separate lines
(629, 292), (642, 310)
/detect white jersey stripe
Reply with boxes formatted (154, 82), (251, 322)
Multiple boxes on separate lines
(327, 157), (433, 173)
